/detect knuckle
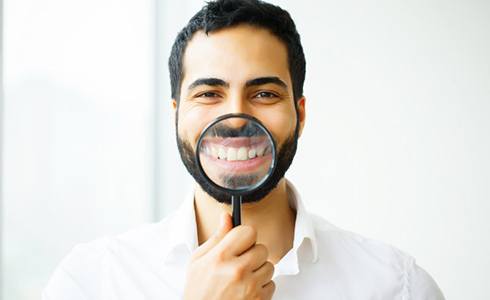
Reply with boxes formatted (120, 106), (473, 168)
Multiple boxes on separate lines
(268, 281), (276, 296)
(214, 248), (227, 263)
(263, 281), (276, 299)
(270, 280), (276, 291)
(231, 264), (247, 282)
(244, 281), (256, 298)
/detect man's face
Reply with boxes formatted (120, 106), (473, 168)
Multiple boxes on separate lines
(173, 24), (305, 204)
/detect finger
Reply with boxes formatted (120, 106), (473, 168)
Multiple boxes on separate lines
(253, 261), (275, 287)
(192, 212), (232, 259)
(236, 243), (269, 271)
(261, 280), (276, 300)
(215, 225), (257, 257)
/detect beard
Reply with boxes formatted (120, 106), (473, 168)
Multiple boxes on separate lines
(176, 121), (299, 205)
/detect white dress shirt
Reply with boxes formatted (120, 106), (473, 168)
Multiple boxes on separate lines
(43, 179), (445, 299)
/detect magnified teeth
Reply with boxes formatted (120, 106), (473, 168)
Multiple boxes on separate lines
(248, 148), (256, 159)
(227, 148), (237, 161)
(207, 144), (270, 161)
(218, 147), (227, 160)
(256, 146), (266, 157)
(237, 147), (248, 160)
(211, 146), (218, 159)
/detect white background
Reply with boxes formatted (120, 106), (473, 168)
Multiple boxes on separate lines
(2, 0), (489, 299)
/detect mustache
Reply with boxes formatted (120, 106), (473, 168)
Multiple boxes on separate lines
(207, 122), (266, 138)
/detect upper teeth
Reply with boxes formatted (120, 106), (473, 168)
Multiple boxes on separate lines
(205, 145), (268, 161)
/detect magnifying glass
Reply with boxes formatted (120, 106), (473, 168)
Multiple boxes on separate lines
(195, 113), (277, 227)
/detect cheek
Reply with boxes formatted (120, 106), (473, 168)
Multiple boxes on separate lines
(260, 106), (297, 145)
(177, 105), (217, 147)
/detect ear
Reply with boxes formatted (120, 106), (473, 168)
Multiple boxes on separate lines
(296, 96), (306, 138)
(171, 99), (178, 124)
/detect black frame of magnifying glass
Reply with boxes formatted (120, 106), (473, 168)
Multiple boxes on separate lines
(195, 113), (278, 195)
(195, 113), (278, 226)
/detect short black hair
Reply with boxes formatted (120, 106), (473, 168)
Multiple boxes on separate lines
(168, 0), (306, 104)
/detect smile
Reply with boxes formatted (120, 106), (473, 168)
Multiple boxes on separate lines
(200, 137), (272, 161)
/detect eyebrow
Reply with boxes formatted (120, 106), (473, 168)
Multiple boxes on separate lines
(188, 78), (229, 91)
(245, 76), (288, 89)
(187, 76), (288, 91)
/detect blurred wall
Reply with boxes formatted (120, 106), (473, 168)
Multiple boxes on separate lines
(1, 0), (4, 298)
(3, 0), (156, 299)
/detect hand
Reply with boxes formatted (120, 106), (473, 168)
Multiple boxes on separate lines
(183, 212), (275, 300)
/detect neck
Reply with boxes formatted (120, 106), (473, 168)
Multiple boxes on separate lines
(194, 178), (296, 264)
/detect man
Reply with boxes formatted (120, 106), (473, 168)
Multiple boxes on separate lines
(44, 0), (445, 299)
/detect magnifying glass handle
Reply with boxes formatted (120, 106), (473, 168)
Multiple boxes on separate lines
(231, 195), (242, 227)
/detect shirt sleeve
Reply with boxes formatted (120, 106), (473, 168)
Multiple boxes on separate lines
(406, 258), (446, 300)
(42, 266), (90, 300)
(42, 239), (109, 300)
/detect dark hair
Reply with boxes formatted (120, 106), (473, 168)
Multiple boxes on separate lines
(168, 0), (306, 104)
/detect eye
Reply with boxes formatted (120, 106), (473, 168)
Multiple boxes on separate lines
(252, 91), (281, 104)
(197, 91), (220, 98)
(193, 91), (222, 104)
(255, 91), (278, 98)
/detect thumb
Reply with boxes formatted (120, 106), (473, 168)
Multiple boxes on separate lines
(192, 212), (232, 259)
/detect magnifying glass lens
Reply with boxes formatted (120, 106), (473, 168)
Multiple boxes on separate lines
(198, 116), (274, 191)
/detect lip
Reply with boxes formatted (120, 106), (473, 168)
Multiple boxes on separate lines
(200, 151), (272, 173)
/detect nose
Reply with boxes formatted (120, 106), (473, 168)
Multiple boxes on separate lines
(225, 93), (250, 128)
(226, 115), (248, 129)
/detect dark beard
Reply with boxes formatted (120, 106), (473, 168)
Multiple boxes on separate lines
(176, 126), (298, 204)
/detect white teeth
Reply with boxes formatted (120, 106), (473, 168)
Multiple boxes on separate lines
(218, 147), (227, 160)
(237, 147), (248, 160)
(256, 146), (266, 157)
(209, 145), (267, 161)
(227, 148), (237, 161)
(248, 148), (256, 159)
(211, 146), (218, 159)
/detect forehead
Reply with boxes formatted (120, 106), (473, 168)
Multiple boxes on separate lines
(181, 24), (290, 87)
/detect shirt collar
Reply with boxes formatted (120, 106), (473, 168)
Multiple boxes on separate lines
(273, 179), (318, 277)
(162, 186), (199, 263)
(162, 179), (318, 270)
(287, 178), (318, 263)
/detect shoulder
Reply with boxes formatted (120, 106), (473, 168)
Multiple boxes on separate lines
(43, 214), (178, 299)
(311, 213), (410, 266)
(42, 236), (112, 300)
(309, 213), (445, 299)
(65, 214), (176, 265)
